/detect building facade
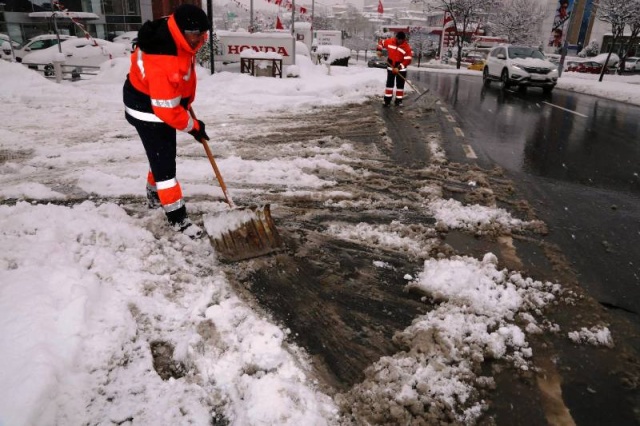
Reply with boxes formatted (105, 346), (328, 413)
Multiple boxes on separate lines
(0, 0), (200, 44)
(541, 0), (599, 54)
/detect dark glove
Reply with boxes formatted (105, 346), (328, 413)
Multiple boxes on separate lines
(188, 119), (209, 142)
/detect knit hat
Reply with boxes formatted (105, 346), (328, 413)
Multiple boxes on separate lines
(396, 31), (406, 40)
(174, 4), (210, 33)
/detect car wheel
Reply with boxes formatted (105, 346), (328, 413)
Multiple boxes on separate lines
(44, 64), (54, 77)
(518, 85), (527, 93)
(501, 69), (511, 90)
(482, 67), (491, 86)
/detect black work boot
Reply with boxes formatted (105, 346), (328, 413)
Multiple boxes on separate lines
(172, 217), (204, 239)
(167, 206), (204, 239)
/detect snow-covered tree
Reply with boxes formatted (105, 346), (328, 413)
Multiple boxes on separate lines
(344, 35), (374, 53)
(615, 0), (640, 74)
(578, 40), (600, 57)
(196, 33), (220, 70)
(488, 0), (545, 45)
(595, 0), (636, 81)
(313, 15), (337, 31)
(337, 5), (371, 39)
(415, 0), (498, 69)
(409, 27), (437, 65)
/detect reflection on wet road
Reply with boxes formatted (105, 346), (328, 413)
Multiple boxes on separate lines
(412, 72), (640, 195)
(412, 70), (640, 326)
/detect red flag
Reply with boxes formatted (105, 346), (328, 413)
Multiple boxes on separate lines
(276, 16), (284, 30)
(299, 6), (307, 14)
(377, 0), (384, 14)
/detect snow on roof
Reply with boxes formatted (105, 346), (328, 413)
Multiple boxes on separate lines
(29, 11), (99, 19)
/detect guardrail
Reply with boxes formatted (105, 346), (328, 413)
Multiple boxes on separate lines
(23, 62), (100, 82)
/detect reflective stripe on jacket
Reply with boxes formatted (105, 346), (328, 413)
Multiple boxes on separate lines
(377, 38), (413, 70)
(124, 15), (203, 133)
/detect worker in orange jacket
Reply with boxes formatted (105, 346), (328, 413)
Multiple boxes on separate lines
(123, 4), (209, 239)
(377, 31), (413, 106)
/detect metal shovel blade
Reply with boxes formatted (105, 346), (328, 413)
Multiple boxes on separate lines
(205, 204), (284, 262)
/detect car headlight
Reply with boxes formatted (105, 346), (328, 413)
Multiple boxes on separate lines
(512, 64), (525, 71)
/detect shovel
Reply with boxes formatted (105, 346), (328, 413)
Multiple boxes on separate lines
(192, 110), (284, 262)
(397, 72), (430, 104)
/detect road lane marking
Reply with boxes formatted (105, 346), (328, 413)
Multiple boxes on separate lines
(454, 127), (464, 137)
(543, 101), (588, 118)
(462, 144), (477, 159)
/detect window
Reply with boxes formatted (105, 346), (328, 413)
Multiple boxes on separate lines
(508, 47), (545, 60)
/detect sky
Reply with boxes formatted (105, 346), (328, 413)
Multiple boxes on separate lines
(0, 55), (638, 425)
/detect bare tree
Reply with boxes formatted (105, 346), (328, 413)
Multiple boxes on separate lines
(616, 0), (640, 74)
(416, 0), (498, 69)
(489, 0), (545, 45)
(313, 15), (337, 31)
(595, 0), (635, 81)
(409, 27), (438, 66)
(337, 5), (371, 39)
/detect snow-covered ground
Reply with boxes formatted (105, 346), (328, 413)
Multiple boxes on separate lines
(0, 56), (636, 425)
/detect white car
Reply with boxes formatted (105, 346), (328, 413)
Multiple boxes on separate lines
(112, 31), (138, 51)
(13, 34), (76, 62)
(22, 37), (130, 75)
(483, 45), (558, 94)
(625, 57), (640, 72)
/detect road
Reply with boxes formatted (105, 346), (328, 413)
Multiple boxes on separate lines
(411, 71), (640, 330)
(218, 97), (640, 425)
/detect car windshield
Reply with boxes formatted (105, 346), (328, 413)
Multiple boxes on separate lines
(508, 47), (545, 60)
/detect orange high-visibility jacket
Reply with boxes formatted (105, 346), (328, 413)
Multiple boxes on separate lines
(125, 14), (204, 133)
(377, 37), (413, 70)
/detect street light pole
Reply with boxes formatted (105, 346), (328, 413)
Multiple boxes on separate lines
(250, 0), (254, 32)
(207, 0), (214, 74)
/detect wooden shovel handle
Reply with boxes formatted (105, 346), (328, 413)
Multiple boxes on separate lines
(189, 107), (235, 209)
(201, 138), (236, 209)
(396, 71), (421, 95)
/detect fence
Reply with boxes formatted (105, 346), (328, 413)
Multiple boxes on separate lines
(24, 62), (100, 82)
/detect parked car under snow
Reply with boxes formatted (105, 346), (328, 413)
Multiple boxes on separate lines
(22, 37), (129, 76)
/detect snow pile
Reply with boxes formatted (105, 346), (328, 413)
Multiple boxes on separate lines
(427, 197), (544, 235)
(339, 253), (562, 424)
(591, 52), (620, 65)
(568, 326), (614, 348)
(0, 201), (338, 425)
(315, 45), (351, 62)
(326, 221), (438, 258)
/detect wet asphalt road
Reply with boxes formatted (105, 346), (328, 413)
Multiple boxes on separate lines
(411, 71), (640, 332)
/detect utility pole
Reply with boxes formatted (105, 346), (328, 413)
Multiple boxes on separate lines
(291, 0), (296, 64)
(558, 1), (581, 77)
(250, 0), (254, 32)
(207, 0), (214, 74)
